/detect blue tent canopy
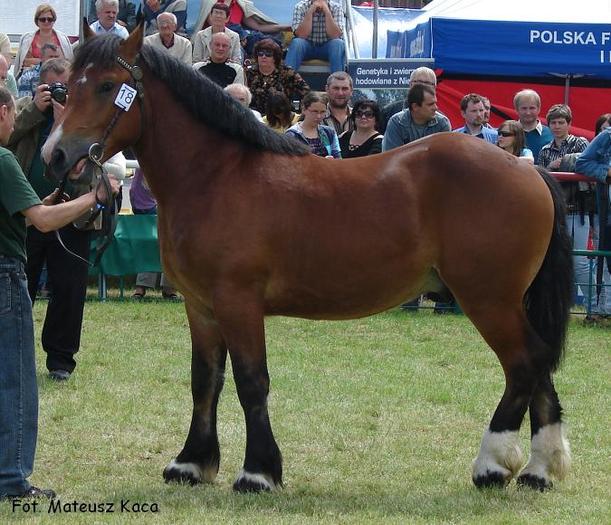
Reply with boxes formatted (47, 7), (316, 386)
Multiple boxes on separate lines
(386, 0), (611, 80)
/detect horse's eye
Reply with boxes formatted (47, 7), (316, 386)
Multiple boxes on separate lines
(99, 82), (115, 93)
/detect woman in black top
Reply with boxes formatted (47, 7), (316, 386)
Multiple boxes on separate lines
(339, 99), (383, 159)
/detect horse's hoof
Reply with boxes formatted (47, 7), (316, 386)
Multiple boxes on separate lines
(472, 470), (509, 489)
(232, 469), (277, 493)
(163, 459), (203, 486)
(516, 473), (553, 491)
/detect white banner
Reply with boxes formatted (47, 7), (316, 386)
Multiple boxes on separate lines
(0, 0), (81, 38)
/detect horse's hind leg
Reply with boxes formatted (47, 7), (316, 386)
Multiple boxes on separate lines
(517, 374), (571, 490)
(163, 303), (227, 485)
(466, 306), (545, 488)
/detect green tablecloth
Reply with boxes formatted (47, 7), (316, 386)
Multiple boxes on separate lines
(90, 214), (162, 275)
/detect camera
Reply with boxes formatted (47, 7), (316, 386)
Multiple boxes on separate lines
(48, 82), (67, 104)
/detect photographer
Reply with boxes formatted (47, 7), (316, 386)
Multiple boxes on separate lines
(7, 58), (89, 382)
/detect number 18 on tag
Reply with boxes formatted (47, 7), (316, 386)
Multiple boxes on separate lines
(114, 83), (138, 111)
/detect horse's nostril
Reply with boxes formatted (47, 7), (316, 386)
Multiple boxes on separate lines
(51, 148), (66, 168)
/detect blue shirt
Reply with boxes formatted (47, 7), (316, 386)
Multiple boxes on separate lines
(382, 110), (451, 151)
(575, 127), (611, 183)
(453, 124), (498, 144)
(16, 64), (41, 98)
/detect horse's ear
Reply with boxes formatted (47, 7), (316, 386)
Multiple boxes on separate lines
(119, 17), (144, 59)
(83, 17), (95, 41)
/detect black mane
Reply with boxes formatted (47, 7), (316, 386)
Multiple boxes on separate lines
(72, 34), (308, 156)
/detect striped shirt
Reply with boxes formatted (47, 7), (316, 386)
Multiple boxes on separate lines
(292, 0), (344, 46)
(537, 134), (589, 169)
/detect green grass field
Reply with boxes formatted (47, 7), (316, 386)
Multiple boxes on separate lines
(1, 300), (609, 524)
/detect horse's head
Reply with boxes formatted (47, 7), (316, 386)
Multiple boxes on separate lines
(43, 19), (145, 185)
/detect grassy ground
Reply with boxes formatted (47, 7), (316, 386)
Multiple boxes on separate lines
(1, 299), (609, 524)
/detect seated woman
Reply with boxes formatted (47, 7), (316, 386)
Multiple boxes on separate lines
(496, 120), (534, 163)
(246, 38), (310, 116)
(338, 99), (383, 158)
(14, 3), (73, 79)
(285, 92), (341, 159)
(261, 92), (299, 133)
(192, 2), (242, 64)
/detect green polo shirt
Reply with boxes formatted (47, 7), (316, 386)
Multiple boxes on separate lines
(0, 146), (42, 263)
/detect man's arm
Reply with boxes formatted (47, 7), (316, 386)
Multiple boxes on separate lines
(243, 17), (291, 34)
(319, 1), (343, 40)
(22, 178), (120, 233)
(382, 114), (404, 152)
(293, 2), (317, 39)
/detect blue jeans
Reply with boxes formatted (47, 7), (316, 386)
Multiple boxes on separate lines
(285, 37), (346, 74)
(0, 256), (37, 497)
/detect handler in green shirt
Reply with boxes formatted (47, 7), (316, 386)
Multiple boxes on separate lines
(0, 86), (120, 500)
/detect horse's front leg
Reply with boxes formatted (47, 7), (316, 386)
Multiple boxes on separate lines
(163, 303), (227, 485)
(214, 287), (282, 493)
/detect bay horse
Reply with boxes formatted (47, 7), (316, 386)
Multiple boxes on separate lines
(43, 24), (573, 493)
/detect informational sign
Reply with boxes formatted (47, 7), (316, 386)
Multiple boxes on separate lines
(348, 59), (435, 90)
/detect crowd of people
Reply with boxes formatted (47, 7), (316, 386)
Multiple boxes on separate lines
(0, 0), (610, 501)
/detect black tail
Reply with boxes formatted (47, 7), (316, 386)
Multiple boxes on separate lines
(524, 167), (573, 372)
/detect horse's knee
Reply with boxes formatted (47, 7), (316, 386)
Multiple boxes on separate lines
(472, 429), (524, 488)
(517, 422), (571, 491)
(163, 459), (218, 485)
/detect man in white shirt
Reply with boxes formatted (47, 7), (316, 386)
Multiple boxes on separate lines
(144, 12), (192, 64)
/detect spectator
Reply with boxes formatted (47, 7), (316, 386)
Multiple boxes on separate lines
(192, 3), (241, 64)
(6, 59), (121, 382)
(17, 43), (61, 99)
(482, 96), (494, 128)
(224, 83), (263, 120)
(322, 71), (353, 135)
(261, 92), (300, 133)
(193, 32), (245, 87)
(496, 120), (534, 163)
(453, 93), (498, 144)
(130, 168), (178, 300)
(513, 88), (553, 162)
(144, 12), (192, 64)
(538, 104), (588, 169)
(286, 91), (341, 158)
(87, 0), (137, 33)
(383, 82), (452, 313)
(285, 0), (346, 75)
(382, 83), (451, 152)
(194, 1), (290, 58)
(90, 0), (130, 39)
(246, 38), (310, 116)
(379, 66), (439, 134)
(338, 99), (383, 158)
(575, 117), (611, 323)
(0, 85), (119, 500)
(14, 4), (73, 80)
(0, 55), (18, 98)
(0, 32), (11, 64)
(144, 0), (188, 37)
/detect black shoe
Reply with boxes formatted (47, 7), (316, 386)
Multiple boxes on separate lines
(48, 369), (71, 381)
(2, 486), (56, 500)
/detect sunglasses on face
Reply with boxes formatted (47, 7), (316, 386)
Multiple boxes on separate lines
(355, 110), (375, 119)
(38, 17), (55, 23)
(257, 50), (274, 58)
(498, 131), (515, 137)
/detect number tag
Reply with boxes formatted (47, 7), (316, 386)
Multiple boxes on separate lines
(114, 83), (137, 111)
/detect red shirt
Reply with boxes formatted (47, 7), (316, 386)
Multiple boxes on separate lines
(228, 1), (244, 25)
